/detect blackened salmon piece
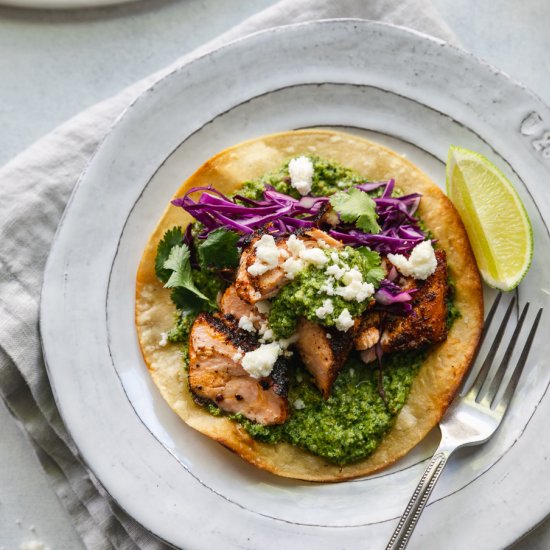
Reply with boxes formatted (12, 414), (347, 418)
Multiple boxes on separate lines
(381, 249), (449, 353)
(188, 312), (289, 425)
(295, 318), (356, 399)
(235, 231), (343, 304)
(235, 235), (289, 304)
(219, 285), (265, 328)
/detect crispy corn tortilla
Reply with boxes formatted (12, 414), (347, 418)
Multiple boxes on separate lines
(135, 129), (483, 482)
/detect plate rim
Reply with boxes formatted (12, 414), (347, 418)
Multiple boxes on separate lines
(40, 18), (550, 549)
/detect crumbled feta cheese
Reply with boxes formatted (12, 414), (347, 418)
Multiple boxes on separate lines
(326, 333), (332, 340)
(238, 316), (255, 332)
(325, 263), (346, 280)
(278, 333), (299, 349)
(288, 156), (314, 196)
(282, 257), (304, 279)
(335, 308), (355, 331)
(320, 278), (335, 296)
(158, 332), (168, 347)
(247, 234), (281, 276)
(330, 251), (339, 263)
(286, 234), (307, 256)
(333, 267), (375, 302)
(300, 247), (328, 267)
(241, 342), (281, 378)
(232, 350), (244, 362)
(387, 240), (437, 280)
(315, 299), (334, 320)
(293, 398), (306, 410)
(259, 327), (274, 343)
(255, 300), (271, 315)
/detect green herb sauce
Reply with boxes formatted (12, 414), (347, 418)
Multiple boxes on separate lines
(269, 246), (384, 338)
(239, 155), (366, 200)
(235, 352), (423, 464)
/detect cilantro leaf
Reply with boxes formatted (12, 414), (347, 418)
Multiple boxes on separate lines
(329, 188), (380, 234)
(163, 244), (213, 306)
(197, 228), (240, 269)
(356, 246), (385, 285)
(155, 226), (184, 283)
(170, 287), (210, 315)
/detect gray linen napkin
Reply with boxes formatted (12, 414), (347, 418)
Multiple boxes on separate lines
(0, 1), (455, 548)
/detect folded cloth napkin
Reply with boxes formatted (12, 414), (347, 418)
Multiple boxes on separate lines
(0, 1), (455, 548)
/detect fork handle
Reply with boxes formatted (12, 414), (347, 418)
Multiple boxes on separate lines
(386, 450), (450, 550)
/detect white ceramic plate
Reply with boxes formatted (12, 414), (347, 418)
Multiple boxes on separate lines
(0, 0), (138, 8)
(41, 20), (550, 549)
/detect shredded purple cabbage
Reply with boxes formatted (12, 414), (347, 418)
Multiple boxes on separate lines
(171, 179), (425, 254)
(374, 279), (417, 314)
(172, 185), (328, 237)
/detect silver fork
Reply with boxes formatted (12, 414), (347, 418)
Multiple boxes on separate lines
(386, 294), (543, 550)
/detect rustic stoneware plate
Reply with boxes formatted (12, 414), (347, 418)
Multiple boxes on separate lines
(40, 20), (550, 549)
(0, 0), (138, 8)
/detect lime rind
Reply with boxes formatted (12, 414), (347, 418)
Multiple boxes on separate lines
(446, 146), (533, 291)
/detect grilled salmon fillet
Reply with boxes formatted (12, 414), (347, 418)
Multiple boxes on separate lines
(235, 231), (343, 304)
(354, 250), (449, 357)
(380, 249), (448, 353)
(188, 313), (289, 425)
(295, 318), (356, 399)
(219, 285), (265, 328)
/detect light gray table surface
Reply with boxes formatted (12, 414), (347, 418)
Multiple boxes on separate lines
(1, 1), (549, 548)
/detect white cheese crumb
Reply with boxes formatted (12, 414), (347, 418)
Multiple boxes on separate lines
(247, 234), (281, 276)
(241, 342), (281, 378)
(335, 267), (375, 302)
(282, 257), (304, 280)
(387, 240), (437, 280)
(299, 247), (328, 267)
(238, 316), (255, 332)
(330, 251), (339, 263)
(232, 349), (244, 362)
(320, 278), (336, 296)
(288, 156), (314, 196)
(315, 299), (334, 320)
(325, 263), (346, 280)
(335, 308), (355, 331)
(158, 332), (168, 347)
(349, 368), (355, 377)
(259, 327), (274, 343)
(326, 333), (332, 340)
(278, 333), (299, 349)
(286, 234), (307, 256)
(293, 398), (306, 410)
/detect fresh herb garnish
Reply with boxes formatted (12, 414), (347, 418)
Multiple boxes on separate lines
(197, 228), (240, 269)
(155, 226), (184, 283)
(330, 188), (380, 234)
(163, 244), (214, 307)
(356, 247), (386, 284)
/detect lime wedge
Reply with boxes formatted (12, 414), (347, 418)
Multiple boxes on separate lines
(446, 146), (533, 291)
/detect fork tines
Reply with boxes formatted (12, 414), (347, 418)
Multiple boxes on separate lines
(463, 292), (543, 411)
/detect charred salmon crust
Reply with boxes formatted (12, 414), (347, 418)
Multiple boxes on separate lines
(295, 319), (356, 399)
(381, 250), (449, 353)
(188, 312), (289, 425)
